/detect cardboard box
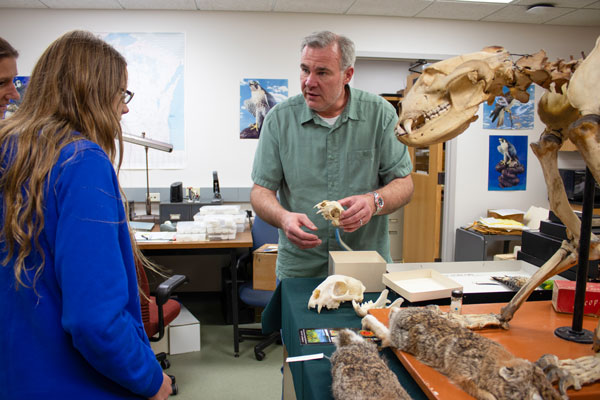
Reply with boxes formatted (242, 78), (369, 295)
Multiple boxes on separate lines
(253, 243), (278, 291)
(487, 209), (524, 223)
(169, 304), (201, 355)
(382, 269), (462, 302)
(328, 251), (387, 292)
(552, 280), (600, 317)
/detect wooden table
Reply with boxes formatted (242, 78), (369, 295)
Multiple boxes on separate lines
(370, 302), (600, 400)
(138, 230), (253, 356)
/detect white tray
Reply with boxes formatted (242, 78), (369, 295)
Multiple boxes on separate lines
(386, 260), (567, 294)
(382, 269), (463, 302)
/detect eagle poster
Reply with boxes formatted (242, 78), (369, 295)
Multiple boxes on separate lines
(488, 135), (528, 191)
(240, 78), (288, 139)
(483, 85), (535, 130)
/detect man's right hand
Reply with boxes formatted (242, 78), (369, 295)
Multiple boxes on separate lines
(149, 372), (172, 400)
(281, 212), (322, 249)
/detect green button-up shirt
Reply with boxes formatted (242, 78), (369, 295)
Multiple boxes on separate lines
(251, 86), (413, 279)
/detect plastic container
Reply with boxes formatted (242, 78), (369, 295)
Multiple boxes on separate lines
(450, 289), (463, 314)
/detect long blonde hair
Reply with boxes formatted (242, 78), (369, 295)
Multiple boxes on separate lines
(0, 30), (131, 290)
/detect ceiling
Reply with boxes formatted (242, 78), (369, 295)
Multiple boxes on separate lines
(1, 0), (600, 27)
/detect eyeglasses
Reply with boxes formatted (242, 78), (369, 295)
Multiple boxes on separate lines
(122, 89), (134, 105)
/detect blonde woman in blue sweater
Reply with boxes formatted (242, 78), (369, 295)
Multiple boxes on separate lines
(0, 31), (172, 399)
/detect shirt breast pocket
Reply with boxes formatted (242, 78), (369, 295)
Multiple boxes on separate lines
(347, 149), (378, 192)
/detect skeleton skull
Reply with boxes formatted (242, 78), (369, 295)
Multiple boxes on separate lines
(308, 275), (366, 313)
(396, 47), (514, 146)
(314, 200), (344, 227)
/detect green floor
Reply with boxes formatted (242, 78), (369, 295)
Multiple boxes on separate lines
(165, 293), (283, 399)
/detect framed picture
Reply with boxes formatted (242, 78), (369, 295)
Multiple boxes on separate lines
(488, 135), (528, 191)
(240, 78), (288, 139)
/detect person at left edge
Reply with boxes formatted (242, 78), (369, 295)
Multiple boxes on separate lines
(0, 37), (20, 119)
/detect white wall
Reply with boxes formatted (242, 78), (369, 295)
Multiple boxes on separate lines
(2, 9), (598, 260)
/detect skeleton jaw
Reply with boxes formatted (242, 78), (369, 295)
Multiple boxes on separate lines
(396, 103), (479, 146)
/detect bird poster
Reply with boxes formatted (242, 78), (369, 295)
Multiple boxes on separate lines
(488, 135), (528, 191)
(2, 76), (29, 119)
(240, 78), (288, 139)
(483, 85), (535, 130)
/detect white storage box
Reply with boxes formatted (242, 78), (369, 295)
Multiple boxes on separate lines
(383, 269), (462, 302)
(168, 304), (201, 355)
(176, 221), (206, 234)
(328, 251), (387, 292)
(198, 205), (241, 215)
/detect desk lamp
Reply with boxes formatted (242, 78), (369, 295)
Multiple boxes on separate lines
(122, 132), (173, 222)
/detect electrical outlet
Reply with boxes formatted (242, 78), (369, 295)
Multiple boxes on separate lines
(149, 192), (160, 202)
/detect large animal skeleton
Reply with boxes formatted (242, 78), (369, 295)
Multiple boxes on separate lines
(396, 36), (600, 395)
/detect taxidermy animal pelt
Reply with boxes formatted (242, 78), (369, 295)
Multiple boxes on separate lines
(362, 306), (561, 400)
(330, 329), (412, 400)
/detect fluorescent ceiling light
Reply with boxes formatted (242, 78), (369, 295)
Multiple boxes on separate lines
(450, 0), (513, 3)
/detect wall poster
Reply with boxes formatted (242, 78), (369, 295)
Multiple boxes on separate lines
(483, 85), (535, 130)
(488, 135), (528, 191)
(240, 78), (288, 139)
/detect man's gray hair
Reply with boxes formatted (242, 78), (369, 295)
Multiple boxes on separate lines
(301, 31), (355, 70)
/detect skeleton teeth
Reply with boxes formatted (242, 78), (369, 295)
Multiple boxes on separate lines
(395, 124), (406, 137)
(403, 119), (413, 135)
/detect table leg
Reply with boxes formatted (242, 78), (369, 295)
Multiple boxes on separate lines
(231, 248), (240, 357)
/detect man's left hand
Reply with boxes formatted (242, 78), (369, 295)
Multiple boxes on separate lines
(337, 194), (375, 232)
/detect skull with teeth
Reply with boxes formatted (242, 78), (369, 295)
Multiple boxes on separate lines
(396, 46), (515, 146)
(308, 275), (366, 313)
(314, 200), (344, 227)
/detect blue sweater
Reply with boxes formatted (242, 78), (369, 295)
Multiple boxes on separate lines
(0, 139), (163, 399)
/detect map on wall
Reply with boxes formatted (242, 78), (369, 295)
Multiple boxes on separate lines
(99, 32), (185, 169)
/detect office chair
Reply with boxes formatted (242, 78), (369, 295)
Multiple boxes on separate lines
(137, 260), (189, 394)
(237, 214), (281, 361)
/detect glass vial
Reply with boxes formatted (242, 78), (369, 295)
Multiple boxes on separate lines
(450, 289), (463, 314)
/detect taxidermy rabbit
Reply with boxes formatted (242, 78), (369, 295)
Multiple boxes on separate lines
(330, 329), (412, 400)
(362, 306), (561, 400)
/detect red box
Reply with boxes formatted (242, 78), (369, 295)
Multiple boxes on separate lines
(552, 280), (600, 316)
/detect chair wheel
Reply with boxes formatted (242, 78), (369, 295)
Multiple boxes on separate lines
(255, 351), (265, 361)
(168, 374), (176, 384)
(171, 382), (178, 395)
(160, 359), (170, 369)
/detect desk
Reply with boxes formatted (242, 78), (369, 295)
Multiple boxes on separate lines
(371, 302), (600, 400)
(138, 230), (253, 356)
(455, 227), (521, 261)
(261, 278), (426, 400)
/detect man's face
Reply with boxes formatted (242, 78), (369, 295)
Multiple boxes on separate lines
(0, 57), (19, 117)
(300, 43), (353, 118)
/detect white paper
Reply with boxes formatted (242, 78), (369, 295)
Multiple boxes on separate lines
(286, 353), (324, 363)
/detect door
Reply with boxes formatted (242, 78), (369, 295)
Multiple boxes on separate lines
(402, 143), (444, 262)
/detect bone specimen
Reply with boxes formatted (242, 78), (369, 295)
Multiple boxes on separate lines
(362, 306), (561, 400)
(396, 35), (600, 394)
(331, 329), (412, 400)
(307, 274), (365, 313)
(314, 200), (344, 226)
(352, 289), (405, 317)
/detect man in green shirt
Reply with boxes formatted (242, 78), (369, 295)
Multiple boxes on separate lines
(251, 31), (414, 280)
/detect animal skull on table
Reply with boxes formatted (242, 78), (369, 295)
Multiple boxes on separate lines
(395, 36), (600, 396)
(307, 275), (365, 313)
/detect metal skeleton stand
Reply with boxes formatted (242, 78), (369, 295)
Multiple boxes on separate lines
(555, 168), (596, 343)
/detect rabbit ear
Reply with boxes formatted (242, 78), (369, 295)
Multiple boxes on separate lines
(499, 366), (517, 381)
